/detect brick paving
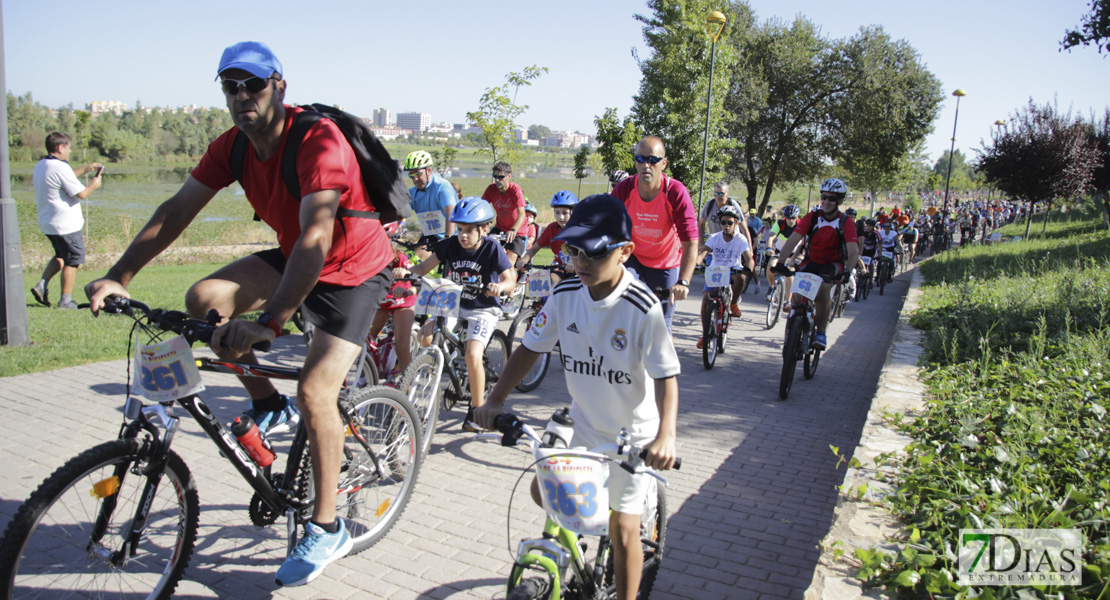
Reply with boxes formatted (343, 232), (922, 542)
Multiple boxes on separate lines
(0, 266), (916, 599)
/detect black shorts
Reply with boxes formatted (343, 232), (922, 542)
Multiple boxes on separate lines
(253, 248), (391, 345)
(797, 260), (843, 278)
(46, 232), (86, 267)
(490, 227), (526, 256)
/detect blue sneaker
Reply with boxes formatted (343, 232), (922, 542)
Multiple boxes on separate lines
(812, 332), (828, 350)
(275, 519), (353, 587)
(243, 394), (300, 435)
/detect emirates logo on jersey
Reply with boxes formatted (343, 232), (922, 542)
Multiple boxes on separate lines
(560, 346), (632, 385)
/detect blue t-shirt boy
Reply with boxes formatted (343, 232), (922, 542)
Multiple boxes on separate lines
(432, 236), (514, 309)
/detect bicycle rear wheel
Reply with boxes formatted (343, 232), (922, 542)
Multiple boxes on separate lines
(779, 316), (800, 400)
(398, 351), (441, 455)
(508, 307), (551, 392)
(340, 386), (423, 553)
(804, 346), (822, 379)
(0, 439), (199, 600)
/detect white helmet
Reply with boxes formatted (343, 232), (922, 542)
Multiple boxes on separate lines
(820, 178), (848, 196)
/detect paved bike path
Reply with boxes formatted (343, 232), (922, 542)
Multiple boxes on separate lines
(0, 265), (915, 600)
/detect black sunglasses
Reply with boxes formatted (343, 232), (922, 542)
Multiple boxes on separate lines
(719, 219), (738, 226)
(492, 173), (507, 180)
(219, 76), (275, 95)
(633, 154), (664, 165)
(820, 194), (839, 202)
(564, 242), (628, 260)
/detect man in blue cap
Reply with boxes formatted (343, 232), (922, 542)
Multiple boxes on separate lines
(474, 193), (680, 600)
(85, 41), (396, 587)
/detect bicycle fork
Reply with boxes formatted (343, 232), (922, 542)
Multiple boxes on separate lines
(510, 519), (589, 600)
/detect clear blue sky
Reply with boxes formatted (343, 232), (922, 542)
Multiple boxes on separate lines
(4, 0), (1107, 166)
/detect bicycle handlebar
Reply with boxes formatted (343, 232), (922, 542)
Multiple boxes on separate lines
(97, 296), (272, 352)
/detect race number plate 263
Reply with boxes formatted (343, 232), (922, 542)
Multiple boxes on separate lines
(135, 336), (205, 402)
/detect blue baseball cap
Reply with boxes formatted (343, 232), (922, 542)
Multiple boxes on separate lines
(216, 41), (283, 80)
(554, 194), (632, 253)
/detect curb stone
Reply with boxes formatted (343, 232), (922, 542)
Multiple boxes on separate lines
(804, 266), (928, 600)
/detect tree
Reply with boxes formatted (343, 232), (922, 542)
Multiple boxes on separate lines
(527, 124), (552, 141)
(594, 107), (641, 179)
(1062, 0), (1110, 54)
(722, 15), (843, 214)
(831, 26), (943, 209)
(466, 65), (548, 166)
(631, 0), (749, 209)
(975, 100), (1101, 237)
(932, 149), (979, 192)
(573, 145), (591, 196)
(1085, 108), (1110, 228)
(430, 142), (458, 177)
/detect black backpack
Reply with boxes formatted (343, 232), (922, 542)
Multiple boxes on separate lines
(229, 103), (414, 224)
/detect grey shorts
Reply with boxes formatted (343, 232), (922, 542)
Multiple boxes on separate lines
(46, 231), (85, 267)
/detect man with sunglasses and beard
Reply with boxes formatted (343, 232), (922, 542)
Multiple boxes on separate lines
(610, 136), (699, 331)
(481, 160), (527, 266)
(85, 41), (396, 587)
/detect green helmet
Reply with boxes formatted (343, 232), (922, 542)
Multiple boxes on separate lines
(404, 150), (434, 171)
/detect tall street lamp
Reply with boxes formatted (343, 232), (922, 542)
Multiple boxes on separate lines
(989, 119), (1004, 203)
(941, 88), (967, 219)
(697, 10), (728, 216)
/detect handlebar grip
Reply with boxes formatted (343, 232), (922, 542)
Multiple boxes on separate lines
(638, 448), (682, 470)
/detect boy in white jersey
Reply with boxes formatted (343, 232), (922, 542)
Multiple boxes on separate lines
(695, 204), (753, 348)
(474, 194), (680, 600)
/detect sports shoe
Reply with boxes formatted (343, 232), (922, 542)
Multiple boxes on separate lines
(696, 336), (704, 349)
(753, 282), (761, 294)
(243, 394), (300, 435)
(275, 519), (353, 587)
(765, 292), (774, 302)
(729, 304), (742, 317)
(812, 332), (828, 350)
(56, 299), (79, 310)
(30, 283), (50, 307)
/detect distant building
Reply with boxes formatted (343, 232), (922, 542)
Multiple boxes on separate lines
(87, 100), (128, 116)
(370, 126), (413, 141)
(396, 112), (431, 132)
(427, 122), (455, 135)
(372, 108), (392, 127)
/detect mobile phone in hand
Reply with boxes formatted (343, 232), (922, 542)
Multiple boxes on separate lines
(94, 166), (104, 178)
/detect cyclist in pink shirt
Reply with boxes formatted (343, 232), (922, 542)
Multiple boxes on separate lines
(610, 136), (699, 330)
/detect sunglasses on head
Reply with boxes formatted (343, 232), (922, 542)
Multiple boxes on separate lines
(633, 154), (664, 165)
(564, 241), (628, 260)
(219, 76), (275, 95)
(492, 173), (508, 180)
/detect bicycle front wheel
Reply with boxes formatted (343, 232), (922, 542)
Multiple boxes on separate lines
(484, 330), (510, 388)
(0, 439), (199, 600)
(398, 351), (441, 455)
(766, 279), (783, 329)
(779, 316), (801, 400)
(701, 301), (719, 370)
(340, 386), (423, 553)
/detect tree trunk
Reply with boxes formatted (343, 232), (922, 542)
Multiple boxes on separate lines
(1041, 201), (1051, 236)
(1100, 193), (1110, 230)
(1024, 200), (1034, 239)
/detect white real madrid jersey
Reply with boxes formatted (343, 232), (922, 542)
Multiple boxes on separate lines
(523, 268), (681, 442)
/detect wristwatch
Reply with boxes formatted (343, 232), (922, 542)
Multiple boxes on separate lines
(257, 312), (282, 337)
(677, 279), (689, 287)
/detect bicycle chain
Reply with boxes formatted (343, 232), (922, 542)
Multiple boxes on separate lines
(248, 442), (314, 527)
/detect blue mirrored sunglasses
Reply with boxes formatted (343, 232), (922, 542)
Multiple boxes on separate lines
(633, 154), (664, 165)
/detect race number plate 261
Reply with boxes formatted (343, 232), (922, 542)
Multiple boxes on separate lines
(135, 336), (205, 402)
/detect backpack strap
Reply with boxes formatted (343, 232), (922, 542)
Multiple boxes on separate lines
(228, 131), (262, 221)
(280, 108), (380, 219)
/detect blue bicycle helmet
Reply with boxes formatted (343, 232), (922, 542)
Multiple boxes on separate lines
(525, 203), (538, 215)
(550, 190), (578, 207)
(450, 197), (496, 224)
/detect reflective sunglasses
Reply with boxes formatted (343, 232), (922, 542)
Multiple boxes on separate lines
(633, 154), (664, 165)
(408, 169), (428, 179)
(564, 241), (628, 260)
(219, 76), (276, 95)
(713, 191), (726, 196)
(492, 173), (508, 180)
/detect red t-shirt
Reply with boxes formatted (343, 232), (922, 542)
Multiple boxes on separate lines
(611, 175), (699, 270)
(191, 106), (392, 286)
(481, 182), (525, 232)
(534, 222), (567, 263)
(794, 211), (858, 264)
(521, 222), (538, 248)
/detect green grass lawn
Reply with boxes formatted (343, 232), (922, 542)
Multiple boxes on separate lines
(1, 264), (213, 377)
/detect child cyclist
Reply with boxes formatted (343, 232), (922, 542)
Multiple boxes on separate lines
(695, 204), (753, 349)
(521, 203), (539, 252)
(516, 190), (578, 283)
(402, 197), (516, 416)
(474, 194), (680, 600)
(366, 222), (417, 375)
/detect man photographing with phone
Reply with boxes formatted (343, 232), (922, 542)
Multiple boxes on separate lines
(30, 131), (102, 310)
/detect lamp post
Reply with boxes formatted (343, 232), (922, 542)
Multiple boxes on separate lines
(697, 10), (728, 216)
(940, 88), (967, 220)
(988, 119), (1004, 203)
